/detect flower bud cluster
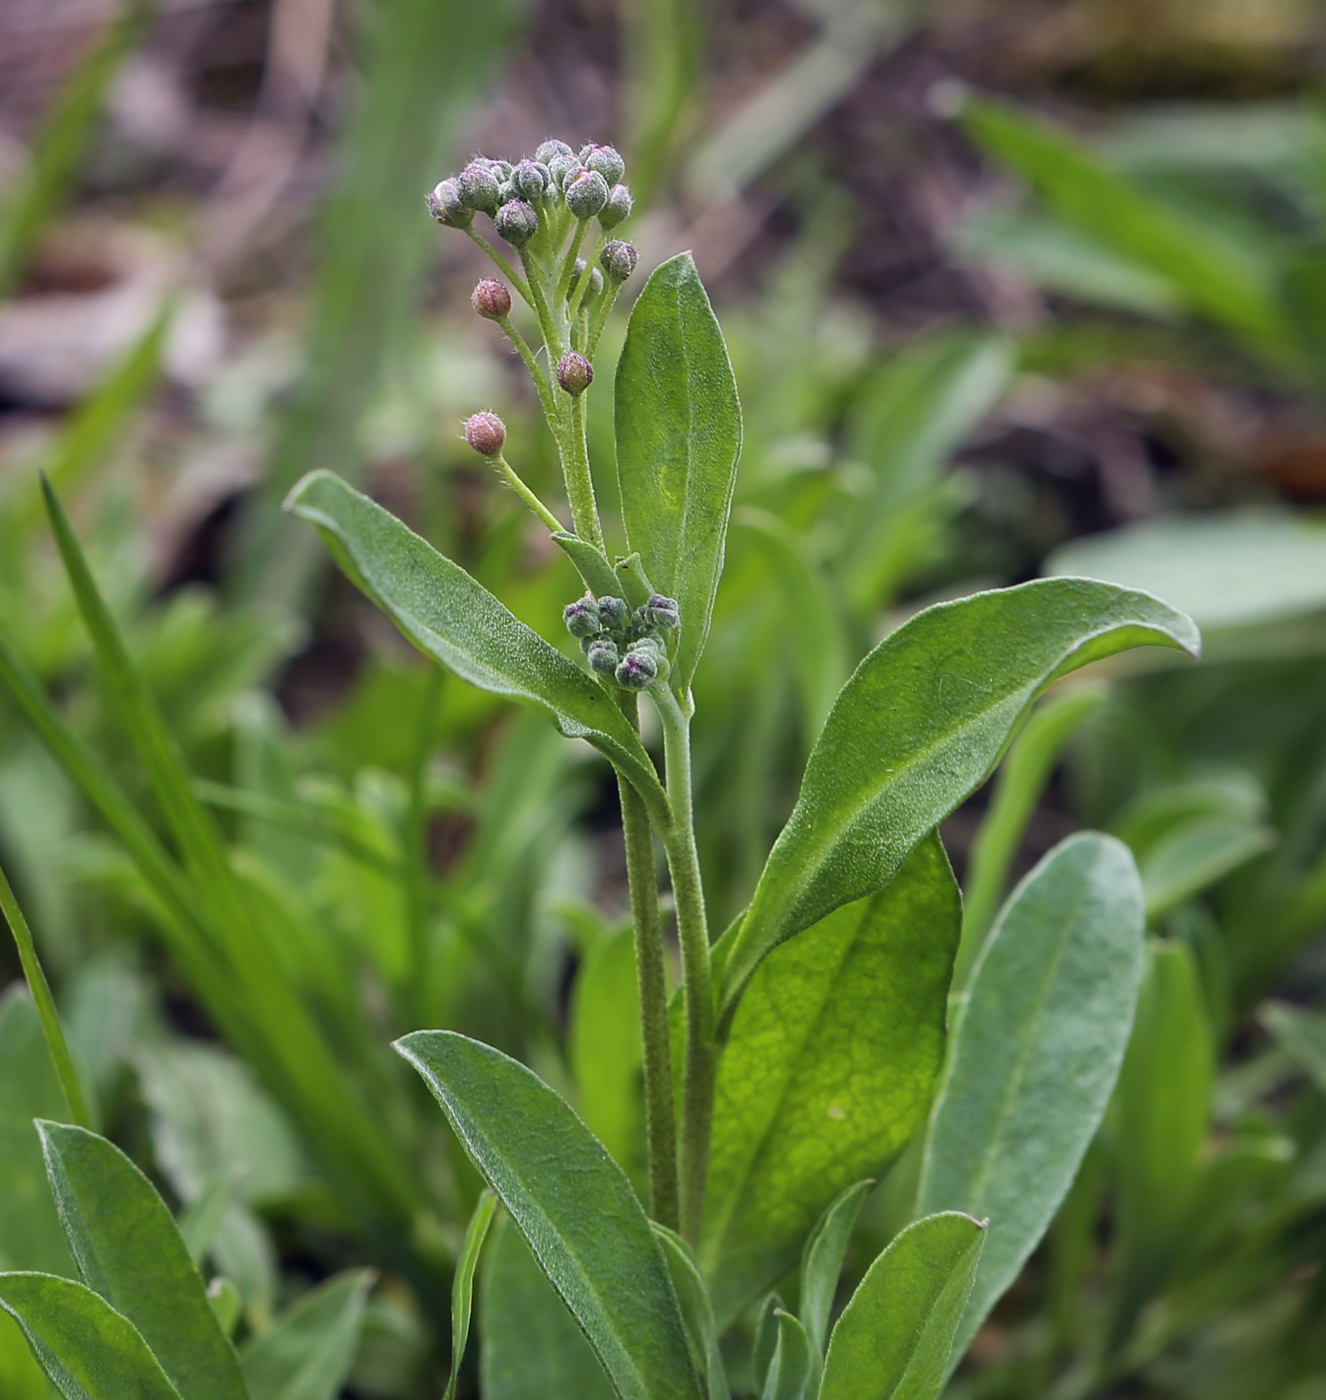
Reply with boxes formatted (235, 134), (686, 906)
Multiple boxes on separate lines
(563, 591), (680, 691)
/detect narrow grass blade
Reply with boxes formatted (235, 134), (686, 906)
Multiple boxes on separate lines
(444, 1191), (497, 1400)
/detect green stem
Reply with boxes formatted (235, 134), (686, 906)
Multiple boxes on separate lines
(587, 280), (623, 359)
(653, 685), (713, 1243)
(464, 228), (530, 302)
(568, 230), (608, 327)
(497, 314), (560, 428)
(616, 697), (680, 1230)
(519, 245), (564, 360)
(560, 394), (604, 550)
(493, 451), (565, 533)
(555, 219), (590, 307)
(0, 855), (92, 1129)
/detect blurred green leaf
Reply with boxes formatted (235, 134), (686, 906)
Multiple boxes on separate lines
(1140, 817), (1276, 919)
(918, 833), (1146, 1368)
(819, 1213), (985, 1400)
(240, 1270), (373, 1400)
(395, 1031), (701, 1400)
(799, 1181), (873, 1358)
(761, 1310), (813, 1400)
(443, 1192), (496, 1400)
(719, 580), (1198, 1009)
(703, 836), (958, 1326)
(1260, 1001), (1326, 1096)
(615, 252), (742, 696)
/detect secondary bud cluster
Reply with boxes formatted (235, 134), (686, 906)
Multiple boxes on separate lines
(563, 591), (680, 691)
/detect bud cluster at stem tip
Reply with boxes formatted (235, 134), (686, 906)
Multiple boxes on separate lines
(564, 590), (680, 691)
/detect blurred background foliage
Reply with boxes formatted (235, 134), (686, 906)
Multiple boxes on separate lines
(1, 0), (1326, 1397)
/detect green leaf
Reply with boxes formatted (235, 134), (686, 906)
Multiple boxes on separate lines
(1108, 942), (1214, 1353)
(394, 1031), (700, 1400)
(703, 836), (959, 1326)
(0, 1308), (56, 1400)
(443, 1191), (497, 1400)
(1260, 1001), (1326, 1097)
(240, 1270), (373, 1400)
(480, 1218), (616, 1400)
(760, 1311), (813, 1400)
(0, 1272), (183, 1400)
(917, 833), (1147, 1368)
(285, 469), (668, 821)
(719, 578), (1197, 1010)
(1139, 817), (1276, 919)
(552, 534), (622, 601)
(614, 252), (742, 694)
(799, 1181), (873, 1357)
(35, 1122), (246, 1400)
(650, 1226), (726, 1400)
(818, 1213), (985, 1400)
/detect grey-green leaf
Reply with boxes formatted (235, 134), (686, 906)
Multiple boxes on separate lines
(818, 1213), (985, 1400)
(650, 1226), (726, 1400)
(443, 1191), (497, 1400)
(719, 578), (1197, 1009)
(703, 836), (959, 1327)
(1260, 1001), (1326, 1097)
(394, 1031), (700, 1400)
(35, 1122), (246, 1400)
(240, 1270), (373, 1400)
(917, 833), (1147, 1369)
(0, 1272), (184, 1400)
(286, 470), (668, 822)
(799, 1181), (873, 1357)
(614, 251), (742, 694)
(761, 1312), (813, 1400)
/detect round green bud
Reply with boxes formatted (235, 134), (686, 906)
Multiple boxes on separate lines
(457, 162), (501, 214)
(587, 637), (619, 676)
(463, 411), (506, 457)
(563, 595), (601, 637)
(427, 178), (472, 227)
(573, 264), (604, 304)
(548, 152), (579, 187)
(494, 199), (539, 247)
(497, 180), (517, 205)
(643, 595), (680, 630)
(580, 144), (626, 185)
(565, 168), (610, 220)
(512, 159), (550, 201)
(598, 183), (633, 229)
(492, 159), (513, 180)
(471, 279), (511, 320)
(556, 352), (594, 396)
(615, 646), (659, 689)
(600, 239), (639, 282)
(535, 139), (574, 166)
(597, 596), (629, 631)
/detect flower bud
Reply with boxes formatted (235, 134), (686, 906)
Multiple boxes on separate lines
(587, 637), (619, 676)
(580, 144), (626, 186)
(497, 180), (517, 206)
(491, 159), (514, 180)
(535, 139), (574, 166)
(457, 162), (501, 214)
(556, 352), (594, 396)
(512, 159), (551, 201)
(548, 152), (579, 187)
(615, 645), (659, 689)
(644, 594), (680, 630)
(564, 168), (610, 220)
(563, 595), (601, 638)
(471, 279), (511, 320)
(494, 199), (539, 247)
(578, 265), (604, 304)
(463, 411), (506, 457)
(427, 178), (472, 227)
(597, 596), (629, 631)
(600, 240), (639, 282)
(598, 183), (633, 229)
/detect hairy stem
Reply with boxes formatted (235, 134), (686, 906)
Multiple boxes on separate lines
(568, 231), (608, 327)
(555, 218), (590, 306)
(493, 452), (564, 533)
(654, 685), (713, 1243)
(464, 228), (530, 301)
(587, 280), (623, 359)
(519, 246), (564, 360)
(496, 314), (560, 429)
(560, 393), (604, 550)
(0, 856), (93, 1129)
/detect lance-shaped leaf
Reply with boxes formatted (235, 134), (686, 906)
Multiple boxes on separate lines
(718, 578), (1197, 1009)
(36, 1122), (247, 1400)
(442, 1191), (497, 1400)
(799, 1181), (874, 1357)
(917, 834), (1146, 1370)
(286, 470), (668, 823)
(240, 1269), (373, 1400)
(0, 1272), (184, 1400)
(650, 1226), (727, 1400)
(818, 1213), (985, 1400)
(761, 1311), (813, 1400)
(395, 1031), (700, 1400)
(614, 252), (742, 694)
(703, 836), (959, 1327)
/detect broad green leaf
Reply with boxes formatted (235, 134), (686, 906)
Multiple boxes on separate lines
(36, 1123), (246, 1400)
(650, 1226), (726, 1400)
(443, 1191), (497, 1400)
(0, 1272), (183, 1400)
(819, 1213), (985, 1400)
(614, 252), (742, 694)
(286, 469), (668, 821)
(703, 837), (959, 1326)
(240, 1270), (373, 1400)
(0, 1308), (55, 1400)
(960, 96), (1284, 340)
(719, 578), (1196, 1010)
(394, 1031), (700, 1400)
(1260, 1001), (1326, 1096)
(480, 1218), (616, 1400)
(799, 1181), (873, 1357)
(1108, 942), (1214, 1353)
(918, 833), (1147, 1367)
(761, 1311), (813, 1400)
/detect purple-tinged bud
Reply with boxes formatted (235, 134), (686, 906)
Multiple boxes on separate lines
(580, 144), (626, 186)
(463, 412), (506, 457)
(535, 139), (574, 166)
(564, 168), (610, 220)
(615, 645), (659, 690)
(457, 162), (501, 214)
(556, 352), (594, 396)
(600, 240), (639, 282)
(564, 595), (602, 638)
(587, 637), (619, 676)
(512, 159), (551, 201)
(548, 152), (579, 187)
(598, 183), (633, 230)
(597, 596), (629, 631)
(427, 178), (472, 227)
(494, 199), (539, 247)
(471, 279), (511, 320)
(644, 594), (680, 630)
(497, 180), (517, 206)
